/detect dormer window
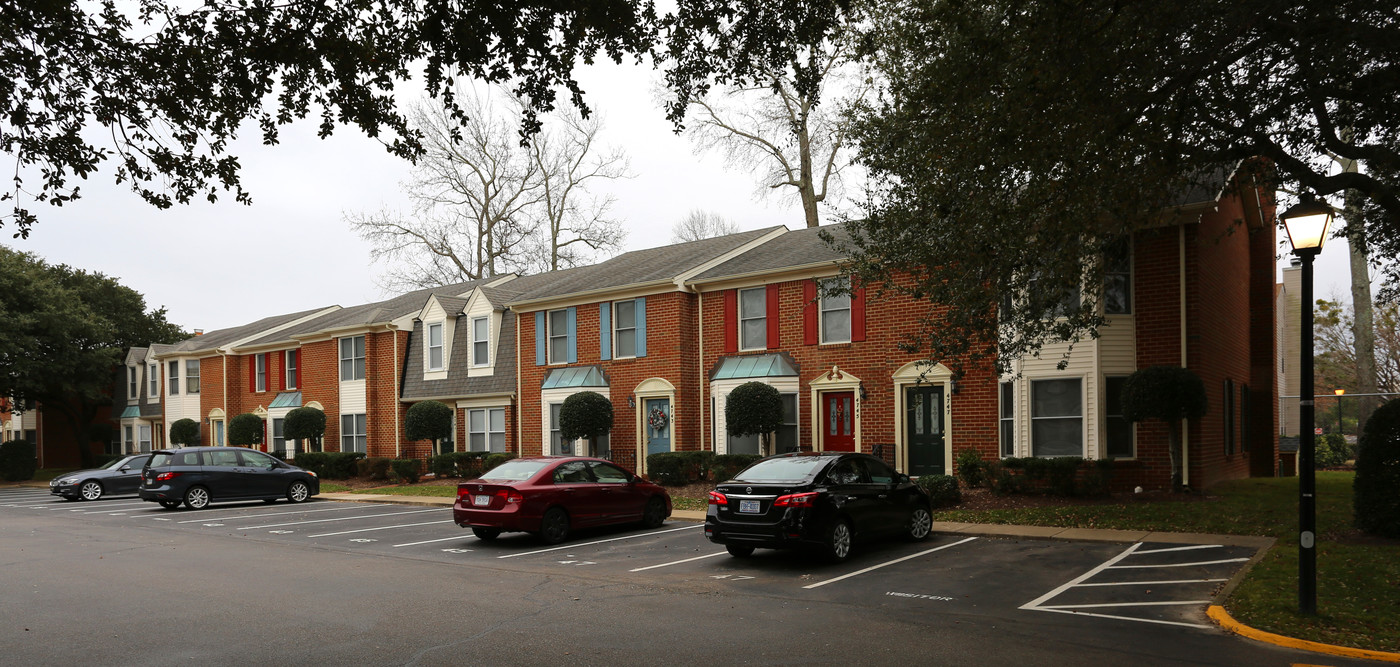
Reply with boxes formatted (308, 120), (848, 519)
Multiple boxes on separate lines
(128, 367), (137, 398)
(472, 317), (489, 366)
(428, 323), (445, 370)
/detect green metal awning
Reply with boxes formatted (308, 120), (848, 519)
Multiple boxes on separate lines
(541, 366), (609, 389)
(710, 353), (800, 380)
(119, 406), (141, 419)
(269, 392), (302, 409)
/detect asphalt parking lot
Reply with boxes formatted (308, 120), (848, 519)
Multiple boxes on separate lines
(0, 487), (1256, 631)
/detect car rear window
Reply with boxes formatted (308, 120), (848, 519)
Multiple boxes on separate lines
(148, 452), (174, 468)
(480, 460), (549, 481)
(731, 457), (834, 483)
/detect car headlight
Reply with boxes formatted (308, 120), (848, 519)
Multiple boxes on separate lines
(60, 477), (79, 485)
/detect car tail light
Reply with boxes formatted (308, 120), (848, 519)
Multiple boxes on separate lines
(773, 492), (818, 508)
(155, 472), (181, 482)
(707, 491), (728, 506)
(497, 489), (523, 504)
(456, 487), (472, 503)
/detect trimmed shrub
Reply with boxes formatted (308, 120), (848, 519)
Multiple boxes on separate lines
(1354, 398), (1400, 537)
(482, 453), (517, 474)
(406, 401), (454, 454)
(1316, 433), (1350, 469)
(917, 474), (961, 508)
(285, 407), (327, 453)
(357, 457), (393, 481)
(646, 451), (715, 486)
(726, 382), (783, 455)
(430, 451), (491, 478)
(228, 413), (265, 448)
(559, 391), (613, 441)
(391, 459), (421, 484)
(1079, 459), (1115, 497)
(984, 456), (1098, 496)
(293, 451), (364, 479)
(710, 454), (762, 483)
(169, 418), (200, 446)
(955, 449), (985, 488)
(1122, 366), (1207, 492)
(0, 439), (37, 481)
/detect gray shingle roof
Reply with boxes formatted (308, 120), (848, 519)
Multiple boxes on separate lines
(691, 224), (849, 282)
(240, 280), (483, 348)
(166, 306), (338, 354)
(505, 227), (784, 304)
(400, 311), (518, 400)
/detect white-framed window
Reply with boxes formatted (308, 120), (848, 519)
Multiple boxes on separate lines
(125, 425), (134, 452)
(340, 336), (365, 381)
(271, 418), (286, 455)
(427, 322), (445, 370)
(1104, 238), (1132, 315)
(472, 317), (489, 366)
(148, 364), (158, 397)
(186, 360), (200, 394)
(284, 350), (297, 390)
(255, 353), (267, 392)
(127, 367), (137, 398)
(468, 408), (506, 453)
(549, 403), (565, 454)
(1104, 376), (1133, 458)
(1000, 381), (1015, 457)
(820, 277), (852, 344)
(548, 310), (569, 363)
(168, 360), (180, 395)
(340, 413), (367, 453)
(739, 287), (766, 350)
(138, 425), (152, 452)
(1031, 378), (1083, 457)
(613, 301), (637, 358)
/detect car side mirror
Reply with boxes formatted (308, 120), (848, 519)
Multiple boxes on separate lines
(119, 466), (130, 471)
(897, 474), (910, 484)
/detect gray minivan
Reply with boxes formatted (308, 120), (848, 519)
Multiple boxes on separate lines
(139, 446), (319, 510)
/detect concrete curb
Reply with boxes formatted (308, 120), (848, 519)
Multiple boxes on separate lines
(1207, 606), (1400, 663)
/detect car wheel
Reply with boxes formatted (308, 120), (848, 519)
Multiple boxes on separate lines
(79, 481), (103, 501)
(539, 508), (570, 545)
(158, 500), (182, 510)
(471, 527), (501, 540)
(821, 518), (853, 563)
(726, 544), (755, 558)
(287, 481), (310, 503)
(641, 497), (667, 529)
(183, 486), (210, 510)
(905, 506), (933, 542)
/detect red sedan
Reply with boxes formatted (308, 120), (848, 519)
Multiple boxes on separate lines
(453, 456), (672, 544)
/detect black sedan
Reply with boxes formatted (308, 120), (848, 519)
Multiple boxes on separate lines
(139, 446), (319, 510)
(50, 454), (153, 501)
(704, 452), (933, 562)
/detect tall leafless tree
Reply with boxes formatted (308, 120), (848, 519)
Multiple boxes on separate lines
(671, 209), (740, 243)
(682, 34), (870, 229)
(348, 87), (627, 290)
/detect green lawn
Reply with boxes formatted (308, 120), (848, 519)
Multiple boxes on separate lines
(318, 483), (352, 493)
(672, 497), (706, 512)
(346, 484), (458, 497)
(934, 472), (1399, 653)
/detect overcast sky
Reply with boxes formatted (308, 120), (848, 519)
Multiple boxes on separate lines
(2, 59), (1367, 335)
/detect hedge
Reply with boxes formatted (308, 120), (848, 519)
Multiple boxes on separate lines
(979, 456), (1114, 497)
(710, 454), (762, 483)
(916, 474), (961, 508)
(357, 457), (393, 481)
(391, 459), (421, 484)
(646, 451), (715, 486)
(294, 451), (365, 479)
(483, 453), (517, 474)
(0, 440), (37, 481)
(429, 451), (492, 478)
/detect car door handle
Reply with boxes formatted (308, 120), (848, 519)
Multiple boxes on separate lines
(878, 494), (888, 499)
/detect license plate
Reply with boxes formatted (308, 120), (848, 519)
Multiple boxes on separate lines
(739, 499), (761, 514)
(472, 494), (491, 507)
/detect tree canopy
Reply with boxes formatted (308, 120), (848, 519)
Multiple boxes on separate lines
(725, 382), (783, 455)
(405, 400), (454, 442)
(839, 0), (1400, 373)
(285, 406), (327, 453)
(559, 391), (613, 441)
(228, 413), (265, 448)
(0, 246), (186, 465)
(169, 418), (201, 446)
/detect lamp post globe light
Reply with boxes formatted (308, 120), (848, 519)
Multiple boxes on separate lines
(1335, 388), (1345, 436)
(1280, 193), (1334, 616)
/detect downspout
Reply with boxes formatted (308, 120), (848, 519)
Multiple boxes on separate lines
(1179, 224), (1190, 488)
(393, 327), (402, 458)
(697, 289), (706, 453)
(515, 308), (522, 456)
(222, 352), (228, 443)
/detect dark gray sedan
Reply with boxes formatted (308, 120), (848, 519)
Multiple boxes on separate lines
(50, 454), (153, 501)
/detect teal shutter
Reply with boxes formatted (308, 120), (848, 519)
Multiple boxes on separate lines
(567, 307), (578, 363)
(635, 297), (647, 358)
(599, 302), (611, 360)
(535, 312), (546, 366)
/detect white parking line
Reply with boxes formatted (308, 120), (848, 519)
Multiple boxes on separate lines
(1021, 542), (1143, 610)
(497, 524), (700, 559)
(394, 535), (476, 548)
(175, 505), (363, 523)
(76, 502), (152, 513)
(1040, 601), (1213, 610)
(5, 500), (64, 507)
(1074, 578), (1228, 587)
(1106, 558), (1249, 569)
(1133, 544), (1223, 555)
(629, 551), (727, 572)
(1032, 606), (1212, 630)
(803, 537), (979, 590)
(306, 520), (454, 538)
(240, 509), (442, 530)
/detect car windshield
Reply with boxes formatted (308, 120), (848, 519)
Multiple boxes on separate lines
(479, 460), (549, 482)
(101, 457), (132, 470)
(730, 457), (834, 483)
(147, 452), (174, 469)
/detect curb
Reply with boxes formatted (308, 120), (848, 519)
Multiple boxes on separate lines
(1207, 606), (1400, 663)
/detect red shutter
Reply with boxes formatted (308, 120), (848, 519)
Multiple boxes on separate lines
(248, 356), (256, 392)
(852, 285), (866, 342)
(803, 280), (818, 345)
(294, 350), (302, 389)
(766, 284), (780, 349)
(723, 289), (738, 354)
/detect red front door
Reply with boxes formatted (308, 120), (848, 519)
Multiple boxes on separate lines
(822, 392), (856, 452)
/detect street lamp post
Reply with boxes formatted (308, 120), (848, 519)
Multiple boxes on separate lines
(1281, 193), (1334, 616)
(1335, 388), (1346, 437)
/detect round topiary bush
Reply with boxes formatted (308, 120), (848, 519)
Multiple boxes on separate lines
(560, 391), (614, 457)
(726, 382), (783, 455)
(228, 413), (265, 448)
(406, 400), (453, 442)
(169, 418), (201, 446)
(285, 407), (327, 452)
(1354, 398), (1400, 537)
